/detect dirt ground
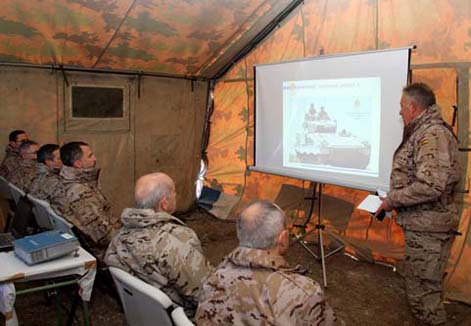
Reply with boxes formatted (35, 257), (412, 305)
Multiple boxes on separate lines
(2, 208), (471, 325)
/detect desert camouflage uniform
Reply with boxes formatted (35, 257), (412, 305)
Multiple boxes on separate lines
(196, 247), (338, 326)
(0, 145), (20, 179)
(105, 208), (213, 317)
(29, 163), (62, 201)
(8, 159), (37, 192)
(49, 165), (120, 259)
(386, 104), (460, 325)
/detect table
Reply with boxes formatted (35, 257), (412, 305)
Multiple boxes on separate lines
(0, 247), (96, 326)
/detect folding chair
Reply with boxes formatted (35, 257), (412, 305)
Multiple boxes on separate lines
(0, 176), (11, 199)
(27, 194), (54, 230)
(109, 267), (194, 326)
(8, 182), (25, 205)
(46, 206), (74, 233)
(0, 176), (14, 232)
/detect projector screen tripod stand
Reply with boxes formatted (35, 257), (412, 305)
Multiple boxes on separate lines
(292, 182), (346, 287)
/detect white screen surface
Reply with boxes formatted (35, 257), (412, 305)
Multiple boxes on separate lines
(252, 48), (410, 192)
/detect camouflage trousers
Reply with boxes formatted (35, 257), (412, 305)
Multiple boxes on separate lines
(404, 230), (454, 325)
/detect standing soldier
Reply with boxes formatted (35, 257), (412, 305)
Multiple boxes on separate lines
(377, 83), (461, 325)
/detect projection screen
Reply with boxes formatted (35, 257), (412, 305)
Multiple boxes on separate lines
(251, 48), (411, 192)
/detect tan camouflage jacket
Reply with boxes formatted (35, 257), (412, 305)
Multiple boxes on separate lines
(49, 165), (120, 259)
(105, 208), (213, 316)
(8, 159), (37, 192)
(0, 145), (20, 179)
(29, 163), (62, 201)
(387, 104), (461, 232)
(195, 247), (338, 326)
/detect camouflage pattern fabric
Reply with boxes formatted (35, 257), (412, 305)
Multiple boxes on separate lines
(105, 208), (213, 317)
(387, 104), (461, 232)
(49, 165), (120, 259)
(29, 163), (62, 201)
(386, 104), (460, 325)
(0, 145), (20, 179)
(8, 158), (37, 192)
(196, 247), (339, 326)
(404, 230), (454, 325)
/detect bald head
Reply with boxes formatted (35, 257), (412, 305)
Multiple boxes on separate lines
(237, 200), (287, 250)
(135, 172), (176, 213)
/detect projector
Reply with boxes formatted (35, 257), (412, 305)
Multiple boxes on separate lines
(14, 230), (80, 265)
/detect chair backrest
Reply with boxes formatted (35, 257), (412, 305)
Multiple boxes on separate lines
(8, 182), (25, 205)
(109, 267), (194, 326)
(0, 176), (12, 199)
(27, 194), (54, 230)
(46, 206), (74, 233)
(10, 194), (37, 238)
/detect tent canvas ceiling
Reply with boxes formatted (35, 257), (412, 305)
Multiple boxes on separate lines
(0, 0), (293, 78)
(1, 0), (471, 308)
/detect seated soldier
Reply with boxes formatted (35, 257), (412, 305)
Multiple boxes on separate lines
(49, 141), (120, 260)
(29, 144), (63, 200)
(8, 140), (40, 192)
(0, 130), (29, 178)
(196, 200), (339, 326)
(105, 172), (213, 317)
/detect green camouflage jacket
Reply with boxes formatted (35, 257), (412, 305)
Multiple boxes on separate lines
(387, 104), (461, 232)
(105, 208), (213, 316)
(195, 247), (338, 326)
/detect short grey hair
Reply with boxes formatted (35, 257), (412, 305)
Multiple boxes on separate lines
(403, 82), (436, 109)
(237, 200), (286, 249)
(135, 174), (173, 209)
(19, 140), (38, 155)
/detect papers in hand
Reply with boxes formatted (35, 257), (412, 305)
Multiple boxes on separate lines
(357, 194), (382, 213)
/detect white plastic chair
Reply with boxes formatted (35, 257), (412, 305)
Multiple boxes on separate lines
(27, 194), (54, 230)
(109, 267), (194, 326)
(8, 182), (25, 205)
(46, 206), (74, 233)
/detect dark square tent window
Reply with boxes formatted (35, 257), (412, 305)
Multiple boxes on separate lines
(72, 86), (124, 118)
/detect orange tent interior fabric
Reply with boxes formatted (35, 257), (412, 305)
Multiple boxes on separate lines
(0, 0), (470, 303)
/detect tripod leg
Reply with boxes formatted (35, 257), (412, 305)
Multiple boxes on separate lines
(319, 229), (327, 287)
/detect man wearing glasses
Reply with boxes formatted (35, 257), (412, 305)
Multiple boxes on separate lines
(0, 130), (29, 179)
(8, 140), (40, 192)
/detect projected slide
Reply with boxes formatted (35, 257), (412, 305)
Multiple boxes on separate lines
(283, 77), (381, 176)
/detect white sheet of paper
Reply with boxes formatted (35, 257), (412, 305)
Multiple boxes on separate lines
(357, 194), (382, 213)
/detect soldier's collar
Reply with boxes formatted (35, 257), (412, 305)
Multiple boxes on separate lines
(229, 247), (303, 272)
(60, 165), (100, 183)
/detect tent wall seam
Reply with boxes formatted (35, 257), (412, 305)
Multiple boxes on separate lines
(197, 0), (272, 76)
(213, 0), (304, 80)
(93, 0), (138, 68)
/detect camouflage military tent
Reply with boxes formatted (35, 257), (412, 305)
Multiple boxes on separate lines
(0, 0), (470, 303)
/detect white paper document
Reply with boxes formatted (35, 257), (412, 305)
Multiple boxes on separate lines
(357, 194), (382, 213)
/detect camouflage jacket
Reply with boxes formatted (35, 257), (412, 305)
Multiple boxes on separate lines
(387, 104), (461, 232)
(0, 145), (20, 179)
(8, 159), (37, 192)
(195, 247), (338, 326)
(105, 208), (213, 316)
(29, 163), (62, 201)
(49, 165), (120, 259)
